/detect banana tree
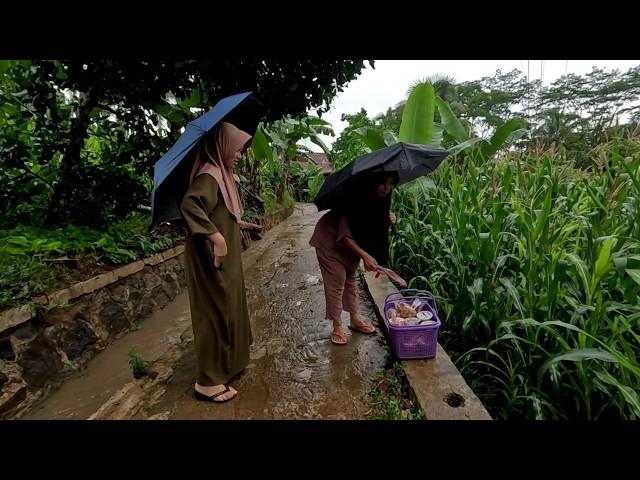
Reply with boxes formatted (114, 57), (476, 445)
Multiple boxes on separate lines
(355, 81), (528, 159)
(249, 115), (335, 203)
(268, 115), (333, 155)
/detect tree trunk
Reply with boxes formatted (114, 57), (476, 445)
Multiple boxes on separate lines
(46, 88), (98, 225)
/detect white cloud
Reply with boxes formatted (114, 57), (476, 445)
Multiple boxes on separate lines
(300, 60), (640, 152)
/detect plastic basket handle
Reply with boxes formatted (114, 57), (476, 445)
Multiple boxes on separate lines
(385, 289), (434, 302)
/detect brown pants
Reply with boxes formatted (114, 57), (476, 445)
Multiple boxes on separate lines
(315, 248), (359, 322)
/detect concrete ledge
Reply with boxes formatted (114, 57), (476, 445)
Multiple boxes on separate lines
(363, 272), (491, 420)
(0, 305), (33, 334)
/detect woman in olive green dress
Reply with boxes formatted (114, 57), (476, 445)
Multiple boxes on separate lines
(180, 122), (260, 403)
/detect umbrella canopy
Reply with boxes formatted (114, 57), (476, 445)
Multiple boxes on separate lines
(313, 142), (449, 212)
(151, 91), (264, 226)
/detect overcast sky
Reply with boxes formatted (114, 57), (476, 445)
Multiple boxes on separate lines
(300, 60), (640, 152)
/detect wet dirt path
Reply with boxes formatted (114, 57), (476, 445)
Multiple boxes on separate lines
(144, 204), (388, 419)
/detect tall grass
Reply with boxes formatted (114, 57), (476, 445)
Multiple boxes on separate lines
(390, 135), (640, 419)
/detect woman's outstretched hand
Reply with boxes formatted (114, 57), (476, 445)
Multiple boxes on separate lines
(362, 253), (379, 272)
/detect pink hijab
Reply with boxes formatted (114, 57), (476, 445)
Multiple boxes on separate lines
(189, 122), (252, 221)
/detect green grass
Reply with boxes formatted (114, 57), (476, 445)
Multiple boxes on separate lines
(367, 362), (426, 420)
(128, 349), (150, 379)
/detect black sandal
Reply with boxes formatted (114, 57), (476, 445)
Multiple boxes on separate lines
(194, 385), (237, 403)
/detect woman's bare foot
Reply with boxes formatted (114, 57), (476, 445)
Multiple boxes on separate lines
(331, 320), (348, 345)
(195, 382), (238, 402)
(349, 313), (376, 334)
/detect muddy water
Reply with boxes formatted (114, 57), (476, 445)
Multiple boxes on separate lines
(144, 204), (388, 419)
(24, 292), (191, 420)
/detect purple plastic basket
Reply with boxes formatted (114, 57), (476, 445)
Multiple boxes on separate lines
(383, 289), (441, 360)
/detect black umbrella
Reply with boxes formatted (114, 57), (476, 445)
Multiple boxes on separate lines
(313, 142), (449, 211)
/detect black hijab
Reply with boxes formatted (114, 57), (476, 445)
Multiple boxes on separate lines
(337, 170), (397, 267)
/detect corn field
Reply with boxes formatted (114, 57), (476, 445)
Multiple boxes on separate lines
(390, 135), (640, 419)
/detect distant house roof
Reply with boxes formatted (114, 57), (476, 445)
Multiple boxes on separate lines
(296, 153), (332, 174)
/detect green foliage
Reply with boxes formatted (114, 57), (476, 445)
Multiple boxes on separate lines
(355, 80), (526, 160)
(372, 65), (640, 164)
(330, 109), (381, 170)
(246, 115), (334, 207)
(367, 363), (426, 420)
(0, 213), (176, 310)
(389, 133), (640, 419)
(0, 59), (370, 226)
(128, 349), (150, 379)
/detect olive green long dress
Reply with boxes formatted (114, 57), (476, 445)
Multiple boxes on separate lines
(180, 174), (252, 386)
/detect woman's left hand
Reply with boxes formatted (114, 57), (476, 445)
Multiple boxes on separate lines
(389, 212), (397, 224)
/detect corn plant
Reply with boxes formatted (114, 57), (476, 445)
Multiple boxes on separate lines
(390, 134), (640, 419)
